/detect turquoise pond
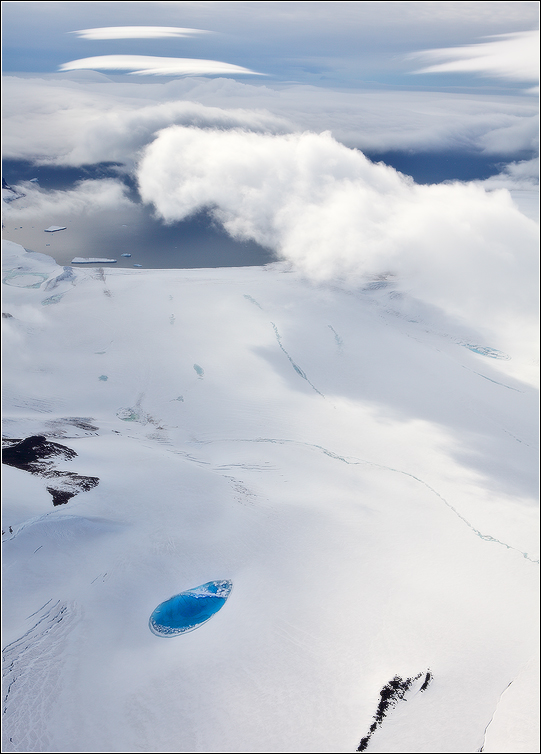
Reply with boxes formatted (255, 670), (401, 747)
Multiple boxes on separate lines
(149, 580), (233, 637)
(463, 344), (510, 360)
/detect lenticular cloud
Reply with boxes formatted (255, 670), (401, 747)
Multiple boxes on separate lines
(72, 26), (211, 40)
(137, 126), (538, 357)
(59, 55), (262, 77)
(410, 30), (540, 84)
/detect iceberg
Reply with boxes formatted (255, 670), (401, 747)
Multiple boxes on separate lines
(44, 226), (67, 232)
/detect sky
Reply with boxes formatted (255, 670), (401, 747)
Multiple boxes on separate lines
(1, 1), (539, 375)
(2, 2), (539, 155)
(2, 1), (539, 91)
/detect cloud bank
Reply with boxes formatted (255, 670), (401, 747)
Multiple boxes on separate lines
(2, 75), (538, 168)
(2, 77), (290, 166)
(137, 126), (538, 361)
(59, 55), (263, 77)
(71, 26), (211, 40)
(411, 30), (539, 83)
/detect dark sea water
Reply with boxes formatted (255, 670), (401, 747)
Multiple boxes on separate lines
(361, 149), (527, 184)
(2, 160), (275, 269)
(2, 151), (523, 269)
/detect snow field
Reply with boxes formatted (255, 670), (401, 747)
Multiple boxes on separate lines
(2, 240), (538, 752)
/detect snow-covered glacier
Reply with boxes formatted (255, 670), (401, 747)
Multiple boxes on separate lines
(2, 239), (538, 752)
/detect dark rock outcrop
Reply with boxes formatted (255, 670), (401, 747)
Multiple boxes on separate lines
(357, 671), (432, 752)
(2, 435), (99, 506)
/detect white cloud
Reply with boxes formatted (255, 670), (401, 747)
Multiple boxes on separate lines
(136, 126), (539, 357)
(411, 30), (540, 83)
(476, 157), (539, 222)
(59, 55), (263, 77)
(1, 76), (289, 166)
(1, 179), (134, 219)
(479, 156), (539, 189)
(71, 26), (211, 40)
(2, 75), (537, 169)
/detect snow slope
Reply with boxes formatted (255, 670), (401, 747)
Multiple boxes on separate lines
(2, 239), (539, 753)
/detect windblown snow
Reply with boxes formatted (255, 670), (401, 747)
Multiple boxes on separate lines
(2, 239), (539, 753)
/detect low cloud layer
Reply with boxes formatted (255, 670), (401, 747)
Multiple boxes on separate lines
(71, 26), (211, 40)
(2, 75), (537, 168)
(478, 156), (539, 190)
(2, 178), (134, 220)
(59, 55), (263, 77)
(1, 77), (289, 166)
(411, 30), (539, 83)
(137, 126), (538, 362)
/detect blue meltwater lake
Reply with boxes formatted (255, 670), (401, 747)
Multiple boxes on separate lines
(149, 580), (233, 637)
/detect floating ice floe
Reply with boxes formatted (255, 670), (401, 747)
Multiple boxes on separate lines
(133, 263), (143, 267)
(71, 257), (117, 264)
(121, 253), (132, 257)
(44, 226), (67, 233)
(149, 580), (233, 637)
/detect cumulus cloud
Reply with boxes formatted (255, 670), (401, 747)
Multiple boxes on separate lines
(59, 55), (263, 77)
(137, 126), (538, 358)
(71, 26), (211, 40)
(410, 30), (540, 83)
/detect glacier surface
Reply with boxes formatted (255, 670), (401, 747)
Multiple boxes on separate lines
(1, 239), (538, 753)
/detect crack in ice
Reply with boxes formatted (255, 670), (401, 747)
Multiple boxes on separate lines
(478, 679), (514, 752)
(270, 322), (324, 397)
(190, 436), (538, 564)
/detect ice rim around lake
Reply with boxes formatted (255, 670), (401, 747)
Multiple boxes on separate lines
(148, 580), (233, 637)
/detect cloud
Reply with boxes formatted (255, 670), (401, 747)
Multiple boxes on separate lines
(2, 75), (537, 169)
(1, 179), (134, 219)
(481, 156), (539, 189)
(410, 30), (540, 83)
(136, 126), (539, 364)
(475, 157), (539, 222)
(1, 76), (289, 166)
(59, 55), (263, 77)
(71, 26), (211, 40)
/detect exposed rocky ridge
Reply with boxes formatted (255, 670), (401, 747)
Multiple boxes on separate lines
(357, 671), (433, 751)
(2, 435), (99, 505)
